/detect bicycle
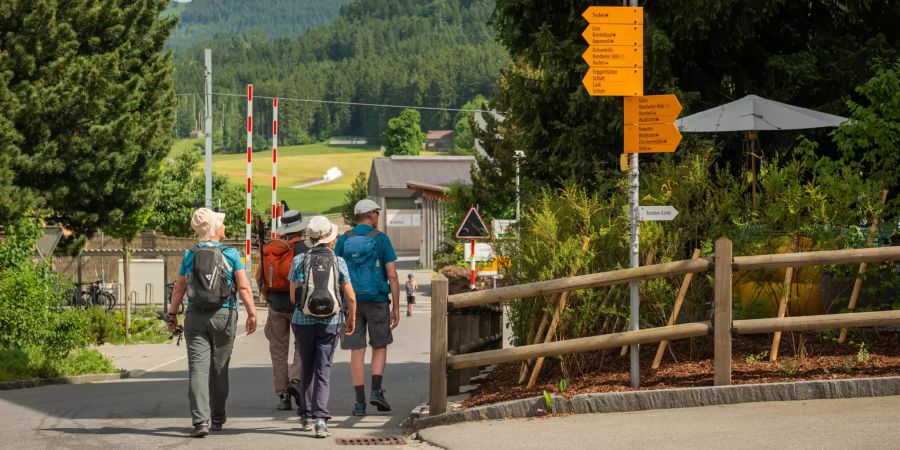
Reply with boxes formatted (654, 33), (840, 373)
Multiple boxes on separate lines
(70, 280), (117, 311)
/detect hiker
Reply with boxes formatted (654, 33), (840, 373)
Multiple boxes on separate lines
(405, 273), (417, 317)
(167, 208), (257, 438)
(334, 199), (400, 416)
(288, 216), (357, 438)
(259, 210), (309, 410)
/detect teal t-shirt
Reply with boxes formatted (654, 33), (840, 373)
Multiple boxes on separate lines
(179, 241), (244, 310)
(334, 224), (398, 302)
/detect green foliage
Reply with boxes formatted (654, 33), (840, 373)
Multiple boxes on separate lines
(855, 342), (871, 364)
(342, 172), (370, 225)
(777, 358), (799, 376)
(0, 0), (177, 236)
(165, 0), (351, 51)
(383, 109), (425, 156)
(745, 351), (769, 365)
(542, 390), (553, 414)
(0, 346), (118, 382)
(83, 307), (121, 345)
(0, 217), (43, 270)
(146, 148), (261, 236)
(172, 0), (506, 147)
(452, 95), (488, 154)
(557, 378), (570, 393)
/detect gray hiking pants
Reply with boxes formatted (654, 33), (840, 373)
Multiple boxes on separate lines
(185, 307), (237, 425)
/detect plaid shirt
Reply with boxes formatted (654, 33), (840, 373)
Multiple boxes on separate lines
(287, 250), (350, 326)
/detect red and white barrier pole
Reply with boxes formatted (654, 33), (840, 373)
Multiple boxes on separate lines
(245, 84), (253, 275)
(271, 98), (278, 239)
(469, 239), (477, 289)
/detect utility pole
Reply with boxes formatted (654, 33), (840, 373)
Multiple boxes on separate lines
(204, 48), (213, 209)
(514, 150), (525, 221)
(626, 0), (641, 389)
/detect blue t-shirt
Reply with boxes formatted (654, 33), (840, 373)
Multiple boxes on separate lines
(288, 248), (351, 325)
(334, 224), (398, 302)
(179, 241), (244, 310)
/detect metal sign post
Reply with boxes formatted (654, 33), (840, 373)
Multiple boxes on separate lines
(204, 48), (213, 209)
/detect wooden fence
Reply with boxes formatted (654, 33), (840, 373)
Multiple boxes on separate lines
(429, 238), (900, 415)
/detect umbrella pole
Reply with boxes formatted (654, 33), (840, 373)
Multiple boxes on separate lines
(749, 131), (758, 210)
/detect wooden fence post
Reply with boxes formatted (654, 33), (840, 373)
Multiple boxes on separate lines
(429, 274), (448, 415)
(714, 237), (733, 386)
(770, 235), (799, 361)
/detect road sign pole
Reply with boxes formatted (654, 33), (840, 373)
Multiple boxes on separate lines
(204, 49), (213, 209)
(469, 240), (477, 289)
(627, 0), (640, 390)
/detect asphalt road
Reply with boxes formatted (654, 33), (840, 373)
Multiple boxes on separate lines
(418, 395), (900, 449)
(0, 270), (435, 450)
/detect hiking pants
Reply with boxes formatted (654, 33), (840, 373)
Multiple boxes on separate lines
(264, 306), (302, 394)
(292, 323), (341, 420)
(185, 307), (236, 425)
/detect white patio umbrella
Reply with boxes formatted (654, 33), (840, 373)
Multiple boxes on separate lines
(675, 95), (848, 207)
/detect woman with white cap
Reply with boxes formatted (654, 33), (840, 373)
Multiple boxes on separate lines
(167, 208), (257, 438)
(288, 216), (357, 438)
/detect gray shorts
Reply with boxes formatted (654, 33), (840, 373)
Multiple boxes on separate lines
(341, 301), (393, 349)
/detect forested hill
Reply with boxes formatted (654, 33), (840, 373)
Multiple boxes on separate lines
(165, 0), (350, 51)
(172, 0), (508, 151)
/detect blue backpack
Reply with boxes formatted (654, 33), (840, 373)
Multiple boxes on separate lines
(341, 230), (389, 302)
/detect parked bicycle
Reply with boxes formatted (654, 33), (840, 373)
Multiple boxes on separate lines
(67, 280), (117, 311)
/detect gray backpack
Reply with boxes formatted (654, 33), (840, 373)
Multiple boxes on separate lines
(299, 246), (342, 318)
(186, 245), (234, 309)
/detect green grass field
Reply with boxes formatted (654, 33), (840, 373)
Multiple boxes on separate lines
(172, 139), (441, 215)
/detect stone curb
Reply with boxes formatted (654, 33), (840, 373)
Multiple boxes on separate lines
(0, 371), (136, 391)
(411, 376), (900, 431)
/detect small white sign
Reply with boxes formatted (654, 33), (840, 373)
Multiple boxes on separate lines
(464, 243), (494, 262)
(492, 219), (517, 239)
(639, 205), (678, 221)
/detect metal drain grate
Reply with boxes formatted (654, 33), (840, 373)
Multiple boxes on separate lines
(335, 436), (408, 446)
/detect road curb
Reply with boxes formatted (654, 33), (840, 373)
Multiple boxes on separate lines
(0, 371), (137, 391)
(412, 376), (900, 431)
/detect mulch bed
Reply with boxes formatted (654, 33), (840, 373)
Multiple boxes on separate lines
(461, 331), (900, 408)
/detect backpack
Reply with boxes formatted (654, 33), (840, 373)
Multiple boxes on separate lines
(186, 245), (234, 309)
(261, 237), (307, 292)
(299, 246), (342, 318)
(341, 230), (389, 302)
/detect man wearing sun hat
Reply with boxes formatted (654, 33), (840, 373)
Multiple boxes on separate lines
(260, 209), (310, 411)
(167, 208), (257, 438)
(288, 216), (357, 438)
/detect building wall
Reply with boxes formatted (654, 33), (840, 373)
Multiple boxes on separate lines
(384, 207), (421, 252)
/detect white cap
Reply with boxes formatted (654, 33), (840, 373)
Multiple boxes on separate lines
(191, 208), (225, 241)
(354, 199), (382, 215)
(306, 216), (339, 245)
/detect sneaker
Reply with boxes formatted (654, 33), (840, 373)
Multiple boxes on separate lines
(191, 422), (210, 438)
(210, 421), (224, 432)
(353, 401), (367, 416)
(314, 419), (329, 438)
(406, 311), (412, 317)
(276, 393), (292, 410)
(299, 415), (313, 432)
(370, 389), (391, 412)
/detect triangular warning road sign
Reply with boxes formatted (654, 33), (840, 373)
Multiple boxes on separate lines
(455, 206), (489, 239)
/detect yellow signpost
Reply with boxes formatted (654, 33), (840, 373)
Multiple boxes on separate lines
(624, 94), (682, 124)
(624, 123), (682, 153)
(582, 6), (643, 25)
(582, 24), (643, 47)
(581, 6), (643, 98)
(581, 46), (643, 68)
(582, 68), (643, 96)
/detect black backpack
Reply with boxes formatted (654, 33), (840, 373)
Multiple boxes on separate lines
(186, 245), (234, 309)
(298, 245), (342, 318)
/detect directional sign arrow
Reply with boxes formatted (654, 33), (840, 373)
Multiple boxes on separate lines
(624, 95), (682, 125)
(582, 6), (643, 25)
(582, 24), (643, 47)
(624, 123), (682, 153)
(583, 68), (643, 97)
(582, 45), (643, 68)
(638, 205), (678, 221)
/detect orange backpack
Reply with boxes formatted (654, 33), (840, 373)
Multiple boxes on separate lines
(261, 237), (303, 292)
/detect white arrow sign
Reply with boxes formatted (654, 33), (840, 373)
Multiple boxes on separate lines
(639, 205), (678, 221)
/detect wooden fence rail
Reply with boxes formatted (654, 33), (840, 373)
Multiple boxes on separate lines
(428, 240), (900, 415)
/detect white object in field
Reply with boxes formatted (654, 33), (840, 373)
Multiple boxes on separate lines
(323, 167), (343, 181)
(464, 243), (494, 262)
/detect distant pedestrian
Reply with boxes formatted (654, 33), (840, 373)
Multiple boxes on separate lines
(289, 216), (357, 438)
(258, 210), (309, 410)
(167, 208), (258, 438)
(334, 199), (400, 416)
(405, 273), (418, 317)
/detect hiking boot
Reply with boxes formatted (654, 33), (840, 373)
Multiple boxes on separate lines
(314, 419), (329, 438)
(299, 415), (313, 432)
(276, 393), (292, 410)
(353, 401), (367, 416)
(191, 422), (210, 438)
(210, 421), (224, 432)
(370, 389), (391, 412)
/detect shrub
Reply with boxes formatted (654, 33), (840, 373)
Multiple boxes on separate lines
(0, 346), (118, 382)
(83, 307), (122, 345)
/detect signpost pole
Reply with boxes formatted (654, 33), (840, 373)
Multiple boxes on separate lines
(204, 49), (213, 209)
(470, 239), (477, 289)
(627, 0), (640, 390)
